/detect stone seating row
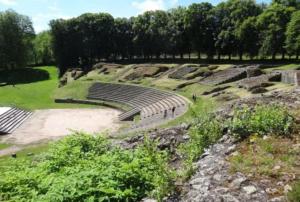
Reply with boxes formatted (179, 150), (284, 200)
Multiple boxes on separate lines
(87, 82), (187, 121)
(0, 107), (32, 134)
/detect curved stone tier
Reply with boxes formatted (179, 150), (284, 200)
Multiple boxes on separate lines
(87, 82), (188, 126)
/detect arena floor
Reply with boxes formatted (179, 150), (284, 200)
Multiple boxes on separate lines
(0, 108), (121, 145)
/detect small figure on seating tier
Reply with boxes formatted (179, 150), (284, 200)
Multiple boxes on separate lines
(172, 107), (176, 117)
(192, 94), (197, 102)
(164, 110), (168, 119)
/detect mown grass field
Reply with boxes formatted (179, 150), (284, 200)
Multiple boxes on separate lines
(0, 66), (96, 110)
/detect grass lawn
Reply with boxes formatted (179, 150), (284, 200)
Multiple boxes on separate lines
(0, 143), (50, 171)
(0, 143), (11, 150)
(264, 63), (300, 72)
(0, 66), (96, 110)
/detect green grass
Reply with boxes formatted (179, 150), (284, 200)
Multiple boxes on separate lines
(229, 135), (300, 193)
(0, 143), (11, 150)
(0, 143), (50, 171)
(0, 66), (97, 110)
(264, 63), (300, 72)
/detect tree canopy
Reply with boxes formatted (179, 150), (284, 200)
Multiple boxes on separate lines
(1, 0), (299, 73)
(0, 10), (34, 70)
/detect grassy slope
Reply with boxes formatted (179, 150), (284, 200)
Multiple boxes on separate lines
(0, 66), (96, 110)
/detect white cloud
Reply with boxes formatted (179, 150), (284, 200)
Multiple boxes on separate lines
(132, 0), (178, 14)
(0, 0), (17, 6)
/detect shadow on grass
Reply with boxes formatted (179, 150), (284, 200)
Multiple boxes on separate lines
(0, 68), (50, 85)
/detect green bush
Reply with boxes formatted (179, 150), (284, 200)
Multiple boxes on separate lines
(288, 181), (300, 202)
(183, 114), (222, 162)
(0, 133), (174, 201)
(229, 105), (294, 139)
(180, 103), (223, 177)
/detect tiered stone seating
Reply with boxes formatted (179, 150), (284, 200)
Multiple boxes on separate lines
(0, 108), (32, 134)
(87, 82), (187, 122)
(200, 68), (247, 85)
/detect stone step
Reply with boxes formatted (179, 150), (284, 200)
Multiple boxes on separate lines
(0, 108), (32, 134)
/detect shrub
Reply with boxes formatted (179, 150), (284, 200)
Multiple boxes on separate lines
(0, 133), (173, 201)
(183, 114), (222, 162)
(229, 105), (294, 139)
(180, 102), (222, 177)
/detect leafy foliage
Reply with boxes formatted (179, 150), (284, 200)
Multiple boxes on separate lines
(288, 181), (300, 202)
(179, 101), (223, 176)
(0, 10), (34, 70)
(32, 31), (54, 65)
(229, 105), (294, 139)
(0, 133), (173, 201)
(285, 10), (300, 58)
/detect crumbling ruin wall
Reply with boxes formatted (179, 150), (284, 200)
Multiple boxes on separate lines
(295, 72), (300, 87)
(280, 70), (300, 85)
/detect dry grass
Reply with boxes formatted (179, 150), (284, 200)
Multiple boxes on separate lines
(229, 135), (300, 197)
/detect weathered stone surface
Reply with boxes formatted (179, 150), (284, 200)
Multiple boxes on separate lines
(246, 65), (263, 78)
(250, 87), (268, 94)
(200, 66), (248, 85)
(169, 66), (198, 79)
(179, 135), (269, 202)
(202, 86), (230, 95)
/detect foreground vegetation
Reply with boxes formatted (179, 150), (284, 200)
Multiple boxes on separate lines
(0, 104), (298, 201)
(0, 134), (173, 201)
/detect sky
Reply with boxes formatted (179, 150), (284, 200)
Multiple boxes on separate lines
(0, 0), (271, 33)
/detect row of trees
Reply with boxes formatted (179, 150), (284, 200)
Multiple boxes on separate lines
(0, 10), (54, 71)
(1, 0), (300, 72)
(50, 0), (300, 74)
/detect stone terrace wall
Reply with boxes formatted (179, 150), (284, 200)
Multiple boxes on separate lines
(279, 70), (300, 85)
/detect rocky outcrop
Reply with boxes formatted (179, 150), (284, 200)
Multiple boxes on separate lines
(169, 66), (198, 80)
(200, 66), (248, 85)
(59, 68), (85, 87)
(180, 134), (269, 202)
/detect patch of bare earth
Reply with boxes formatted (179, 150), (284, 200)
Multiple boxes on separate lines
(0, 108), (121, 145)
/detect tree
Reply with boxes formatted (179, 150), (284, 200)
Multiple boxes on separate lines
(257, 3), (295, 59)
(114, 18), (134, 59)
(273, 0), (300, 8)
(133, 10), (169, 59)
(286, 10), (300, 59)
(214, 0), (262, 60)
(185, 3), (215, 59)
(0, 10), (35, 70)
(167, 7), (189, 59)
(33, 31), (54, 65)
(236, 17), (260, 59)
(50, 13), (114, 75)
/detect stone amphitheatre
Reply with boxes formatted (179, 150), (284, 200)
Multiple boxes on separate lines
(0, 62), (300, 201)
(0, 63), (299, 145)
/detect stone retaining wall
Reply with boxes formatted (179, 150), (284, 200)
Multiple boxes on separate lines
(279, 70), (300, 85)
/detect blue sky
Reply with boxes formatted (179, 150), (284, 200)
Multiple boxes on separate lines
(0, 0), (270, 33)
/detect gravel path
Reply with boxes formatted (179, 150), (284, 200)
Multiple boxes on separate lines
(0, 108), (121, 145)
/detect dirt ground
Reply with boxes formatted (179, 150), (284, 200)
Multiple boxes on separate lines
(0, 108), (121, 145)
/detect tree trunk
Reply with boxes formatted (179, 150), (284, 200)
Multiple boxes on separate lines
(281, 52), (285, 60)
(272, 53), (276, 60)
(239, 52), (243, 61)
(188, 52), (191, 60)
(297, 52), (299, 60)
(228, 54), (231, 60)
(218, 53), (221, 60)
(180, 53), (183, 59)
